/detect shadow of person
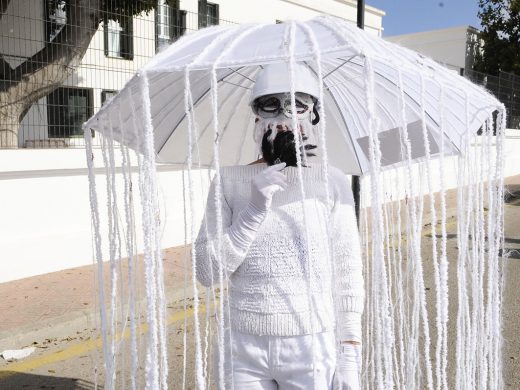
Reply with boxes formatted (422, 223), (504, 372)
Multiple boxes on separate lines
(0, 371), (98, 390)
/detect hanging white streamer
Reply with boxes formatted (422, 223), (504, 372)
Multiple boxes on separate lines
(183, 68), (206, 390)
(84, 127), (114, 390)
(138, 72), (165, 390)
(287, 20), (318, 389)
(364, 55), (395, 389)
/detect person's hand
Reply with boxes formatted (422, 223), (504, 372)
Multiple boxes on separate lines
(333, 343), (361, 390)
(250, 163), (287, 211)
(228, 163), (287, 251)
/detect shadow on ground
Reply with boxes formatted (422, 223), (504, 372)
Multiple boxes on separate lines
(0, 371), (98, 390)
(505, 184), (520, 206)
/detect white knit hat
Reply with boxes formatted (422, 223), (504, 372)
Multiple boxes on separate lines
(250, 62), (320, 105)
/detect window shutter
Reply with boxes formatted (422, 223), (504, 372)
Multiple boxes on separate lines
(180, 10), (187, 35)
(155, 1), (160, 51)
(198, 0), (207, 28)
(103, 17), (109, 57)
(172, 9), (187, 39)
(121, 16), (134, 60)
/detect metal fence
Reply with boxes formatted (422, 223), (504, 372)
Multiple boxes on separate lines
(0, 0), (236, 149)
(2, 1), (518, 150)
(465, 69), (520, 130)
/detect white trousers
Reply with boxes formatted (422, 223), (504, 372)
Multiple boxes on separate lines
(215, 329), (337, 389)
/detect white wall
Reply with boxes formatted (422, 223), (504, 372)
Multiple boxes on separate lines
(1, 131), (519, 283)
(0, 0), (44, 68)
(180, 0), (384, 36)
(0, 149), (212, 283)
(385, 26), (479, 73)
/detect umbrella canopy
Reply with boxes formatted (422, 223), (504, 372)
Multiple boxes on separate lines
(85, 15), (502, 175)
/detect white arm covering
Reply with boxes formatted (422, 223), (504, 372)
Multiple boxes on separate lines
(331, 172), (365, 344)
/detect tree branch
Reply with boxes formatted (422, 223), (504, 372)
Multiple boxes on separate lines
(0, 0), (10, 16)
(1, 0), (102, 93)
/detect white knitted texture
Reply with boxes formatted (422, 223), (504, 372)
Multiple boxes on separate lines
(181, 170), (190, 390)
(84, 128), (113, 390)
(364, 55), (395, 389)
(194, 163), (364, 334)
(287, 21), (318, 389)
(119, 140), (139, 390)
(437, 82), (449, 390)
(418, 74), (435, 390)
(107, 113), (129, 388)
(100, 131), (118, 390)
(184, 68), (206, 390)
(139, 72), (168, 389)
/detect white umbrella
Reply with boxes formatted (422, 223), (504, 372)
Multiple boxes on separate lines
(85, 15), (501, 175)
(83, 15), (506, 390)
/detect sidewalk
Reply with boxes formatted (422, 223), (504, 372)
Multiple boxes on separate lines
(0, 245), (191, 349)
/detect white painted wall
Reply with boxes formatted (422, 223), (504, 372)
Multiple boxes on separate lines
(0, 0), (45, 68)
(180, 0), (384, 36)
(2, 131), (519, 283)
(385, 26), (480, 73)
(0, 148), (212, 283)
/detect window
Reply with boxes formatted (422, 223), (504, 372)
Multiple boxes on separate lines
(155, 0), (187, 52)
(45, 0), (67, 42)
(101, 90), (118, 106)
(104, 15), (134, 59)
(198, 0), (219, 28)
(47, 87), (93, 138)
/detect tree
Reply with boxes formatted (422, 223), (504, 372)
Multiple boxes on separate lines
(0, 0), (173, 148)
(473, 0), (520, 76)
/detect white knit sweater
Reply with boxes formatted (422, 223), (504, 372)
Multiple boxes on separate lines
(194, 163), (364, 342)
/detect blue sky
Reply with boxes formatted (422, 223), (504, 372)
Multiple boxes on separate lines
(367, 0), (482, 36)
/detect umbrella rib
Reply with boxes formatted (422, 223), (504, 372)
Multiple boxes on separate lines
(220, 80), (252, 90)
(303, 61), (365, 175)
(324, 74), (363, 90)
(156, 67), (253, 156)
(225, 68), (256, 83)
(322, 55), (359, 79)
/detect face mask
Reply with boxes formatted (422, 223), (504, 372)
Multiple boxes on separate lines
(252, 92), (314, 121)
(252, 92), (320, 166)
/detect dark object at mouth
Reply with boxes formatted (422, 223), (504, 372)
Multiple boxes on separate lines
(261, 129), (317, 167)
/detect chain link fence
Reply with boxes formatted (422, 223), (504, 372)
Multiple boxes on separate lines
(0, 0), (235, 149)
(2, 1), (518, 150)
(465, 69), (520, 130)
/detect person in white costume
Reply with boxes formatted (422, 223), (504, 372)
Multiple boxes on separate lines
(195, 62), (364, 390)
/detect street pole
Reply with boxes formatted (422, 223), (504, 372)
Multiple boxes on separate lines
(357, 0), (365, 29)
(352, 0), (364, 224)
